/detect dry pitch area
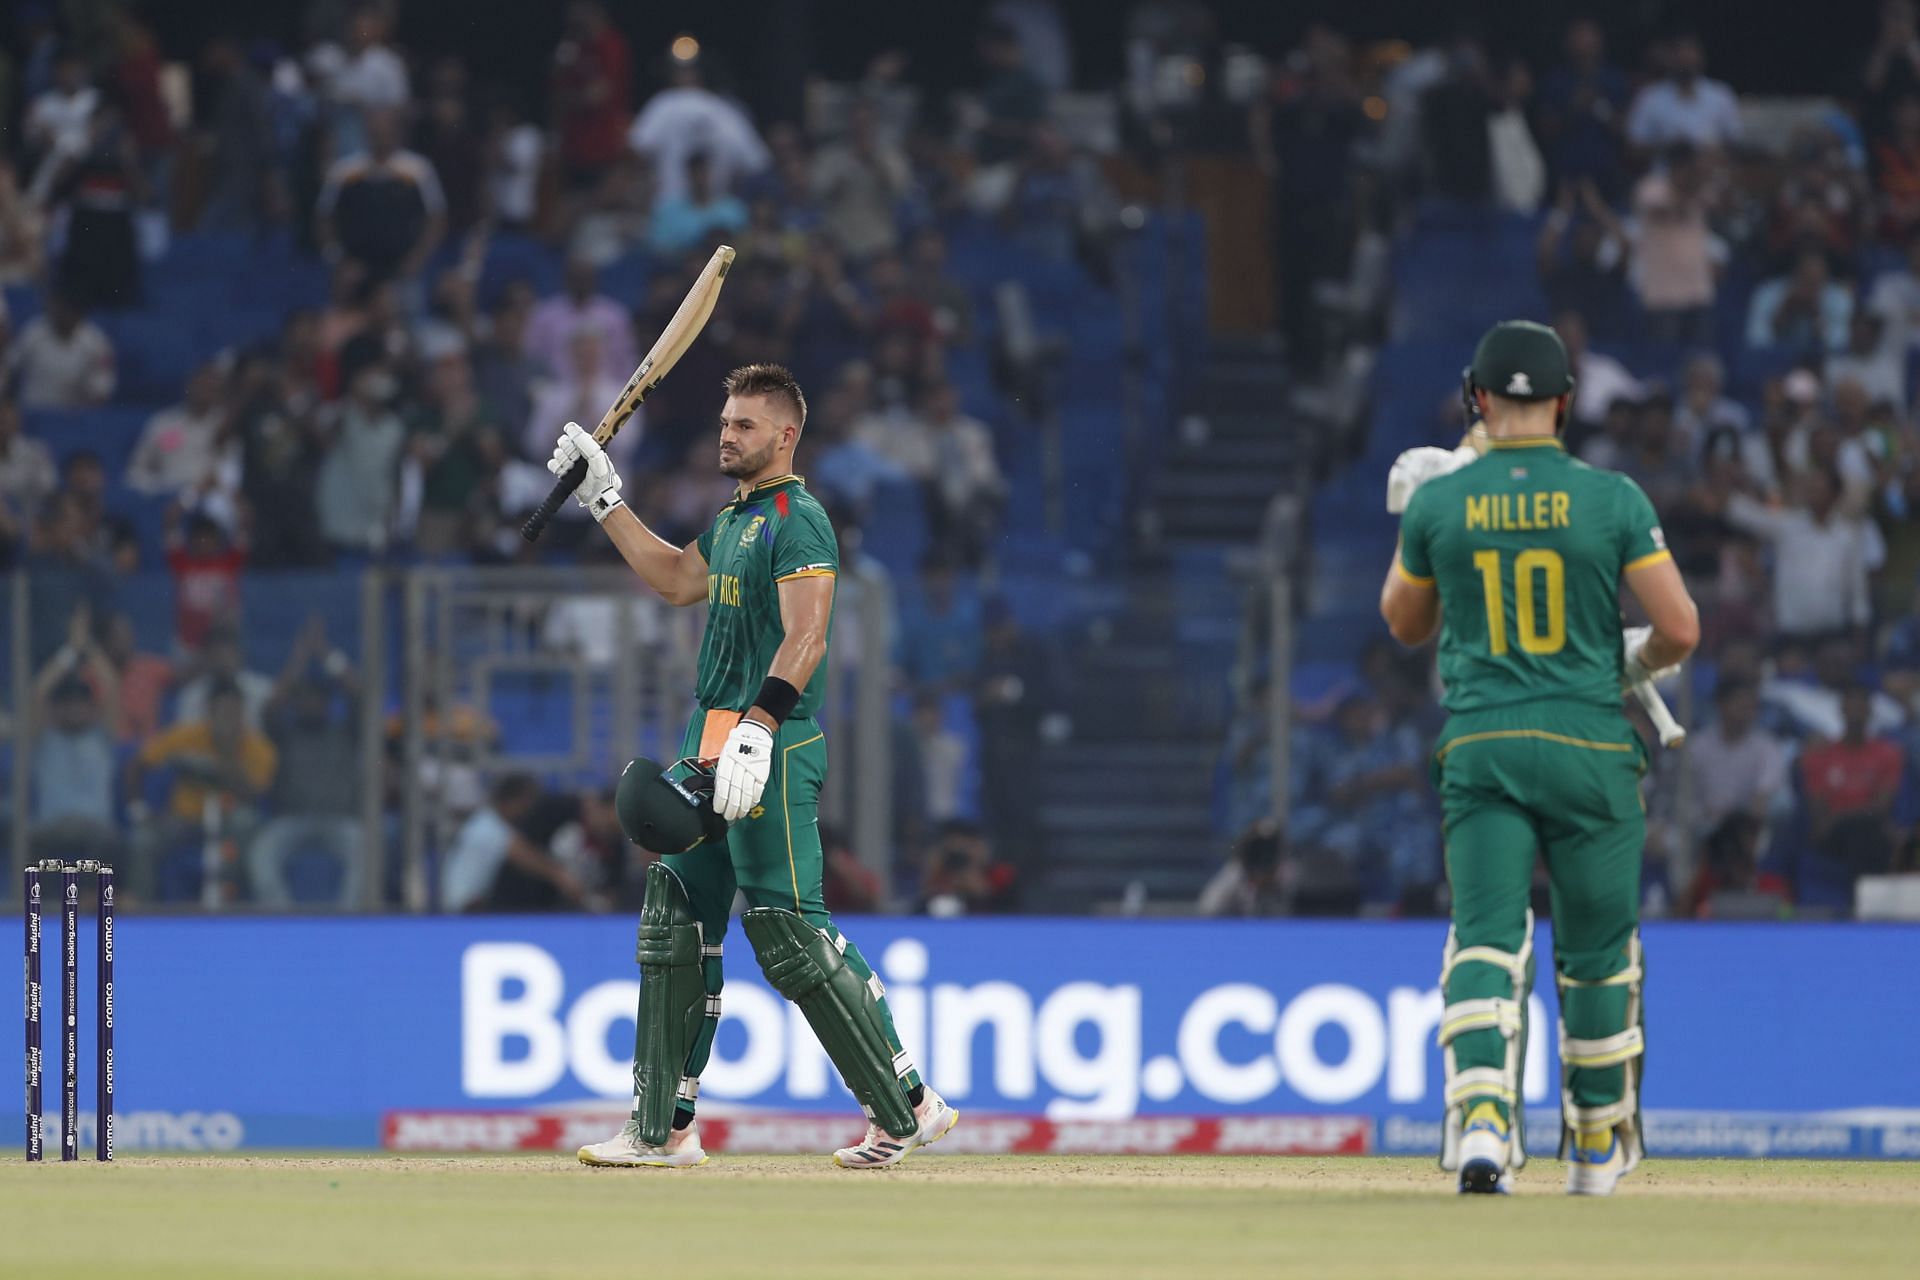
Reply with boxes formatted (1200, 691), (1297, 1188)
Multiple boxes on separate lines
(6, 1154), (1916, 1279)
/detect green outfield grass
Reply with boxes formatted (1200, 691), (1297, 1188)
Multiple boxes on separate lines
(5, 1154), (1917, 1279)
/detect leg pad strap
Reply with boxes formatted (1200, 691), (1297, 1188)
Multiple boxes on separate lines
(1438, 911), (1534, 1172)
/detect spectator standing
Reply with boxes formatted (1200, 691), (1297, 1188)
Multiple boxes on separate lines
(1535, 180), (1628, 335)
(126, 362), (230, 501)
(1864, 0), (1920, 143)
(1727, 469), (1881, 639)
(51, 101), (145, 309)
(1535, 18), (1628, 195)
(6, 290), (116, 408)
(316, 357), (407, 553)
(909, 694), (968, 823)
(648, 151), (748, 257)
(23, 51), (98, 203)
(164, 511), (246, 652)
(409, 349), (505, 554)
(248, 618), (364, 908)
(196, 39), (280, 233)
(551, 0), (632, 188)
(172, 625), (274, 727)
(1801, 685), (1906, 879)
(316, 108), (446, 283)
(974, 597), (1055, 867)
(99, 613), (172, 745)
(412, 57), (485, 235)
(1556, 309), (1641, 430)
(472, 284), (545, 437)
(526, 329), (633, 474)
(0, 397), (56, 548)
(524, 256), (637, 387)
(1745, 249), (1853, 356)
(1868, 229), (1920, 348)
(1628, 144), (1723, 344)
(25, 494), (115, 665)
(1625, 35), (1742, 155)
(918, 381), (1006, 568)
(108, 9), (175, 198)
(1873, 94), (1920, 241)
(325, 5), (411, 158)
(975, 20), (1049, 166)
(813, 100), (910, 262)
(626, 53), (768, 201)
(0, 158), (48, 284)
(485, 96), (545, 231)
(28, 611), (122, 864)
(236, 352), (330, 568)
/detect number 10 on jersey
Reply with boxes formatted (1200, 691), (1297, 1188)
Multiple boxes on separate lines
(1473, 548), (1566, 655)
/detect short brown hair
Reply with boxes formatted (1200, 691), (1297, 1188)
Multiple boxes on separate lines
(723, 363), (807, 428)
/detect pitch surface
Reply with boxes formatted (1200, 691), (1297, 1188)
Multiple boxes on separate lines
(5, 1154), (1914, 1278)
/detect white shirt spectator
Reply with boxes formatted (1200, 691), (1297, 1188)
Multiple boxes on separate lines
(173, 670), (276, 731)
(127, 403), (226, 497)
(1725, 493), (1882, 635)
(1627, 171), (1724, 311)
(1761, 679), (1907, 742)
(6, 315), (116, 408)
(441, 805), (512, 913)
(1487, 107), (1546, 213)
(1869, 264), (1920, 350)
(1626, 78), (1741, 150)
(1685, 721), (1790, 835)
(627, 86), (770, 201)
(328, 43), (410, 111)
(489, 123), (544, 225)
(0, 426), (57, 514)
(27, 85), (100, 156)
(1571, 350), (1642, 426)
(541, 594), (667, 668)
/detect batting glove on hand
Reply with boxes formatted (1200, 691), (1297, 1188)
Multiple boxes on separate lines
(1386, 445), (1476, 514)
(713, 718), (774, 822)
(1621, 625), (1682, 690)
(548, 421), (624, 521)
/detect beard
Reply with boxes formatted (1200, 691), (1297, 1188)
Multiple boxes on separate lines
(719, 439), (777, 477)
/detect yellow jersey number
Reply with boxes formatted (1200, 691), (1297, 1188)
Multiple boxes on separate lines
(1471, 548), (1566, 656)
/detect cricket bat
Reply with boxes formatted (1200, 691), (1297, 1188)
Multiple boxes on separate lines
(1632, 679), (1686, 748)
(521, 244), (736, 542)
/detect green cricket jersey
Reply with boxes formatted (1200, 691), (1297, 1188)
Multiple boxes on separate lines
(693, 474), (838, 719)
(1396, 439), (1669, 713)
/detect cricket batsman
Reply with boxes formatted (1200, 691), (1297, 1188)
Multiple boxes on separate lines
(1378, 321), (1700, 1196)
(551, 363), (957, 1169)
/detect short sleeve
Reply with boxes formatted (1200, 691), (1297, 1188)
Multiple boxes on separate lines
(696, 513), (719, 563)
(774, 503), (839, 581)
(1396, 486), (1436, 585)
(1617, 476), (1671, 572)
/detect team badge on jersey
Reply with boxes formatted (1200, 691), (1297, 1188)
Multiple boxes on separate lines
(739, 514), (767, 547)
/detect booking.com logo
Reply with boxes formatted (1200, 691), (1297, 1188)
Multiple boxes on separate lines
(459, 939), (1552, 1116)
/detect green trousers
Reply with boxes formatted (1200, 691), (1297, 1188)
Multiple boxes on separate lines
(1433, 703), (1646, 1122)
(658, 709), (917, 1122)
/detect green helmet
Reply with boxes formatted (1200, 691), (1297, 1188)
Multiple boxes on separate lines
(616, 757), (729, 854)
(1467, 319), (1575, 402)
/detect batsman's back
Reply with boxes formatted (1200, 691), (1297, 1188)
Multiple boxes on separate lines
(1398, 440), (1669, 715)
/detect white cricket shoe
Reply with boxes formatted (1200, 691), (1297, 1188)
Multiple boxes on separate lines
(833, 1089), (959, 1169)
(1565, 1130), (1638, 1196)
(577, 1118), (708, 1168)
(1456, 1114), (1512, 1195)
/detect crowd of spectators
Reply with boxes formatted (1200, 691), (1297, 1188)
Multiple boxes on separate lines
(0, 0), (1106, 910)
(1215, 6), (1920, 921)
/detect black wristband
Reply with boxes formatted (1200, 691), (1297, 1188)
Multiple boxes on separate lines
(751, 676), (801, 724)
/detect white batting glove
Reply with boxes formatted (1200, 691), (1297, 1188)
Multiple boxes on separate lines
(712, 719), (774, 822)
(1386, 445), (1477, 513)
(548, 421), (624, 521)
(1621, 625), (1681, 689)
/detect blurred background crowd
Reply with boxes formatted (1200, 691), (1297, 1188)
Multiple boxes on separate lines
(1, 0), (1916, 922)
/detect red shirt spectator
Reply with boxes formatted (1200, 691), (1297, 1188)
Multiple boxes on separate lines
(1800, 688), (1904, 839)
(1875, 95), (1920, 240)
(551, 1), (631, 181)
(167, 513), (246, 650)
(111, 12), (174, 156)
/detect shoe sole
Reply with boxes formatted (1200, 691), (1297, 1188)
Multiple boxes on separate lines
(1458, 1158), (1507, 1195)
(833, 1107), (961, 1170)
(576, 1148), (710, 1169)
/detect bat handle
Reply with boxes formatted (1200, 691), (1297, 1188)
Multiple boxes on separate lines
(522, 457), (587, 543)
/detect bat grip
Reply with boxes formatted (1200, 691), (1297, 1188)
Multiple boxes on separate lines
(522, 457), (587, 543)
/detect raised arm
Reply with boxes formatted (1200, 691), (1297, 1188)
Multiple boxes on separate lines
(547, 421), (710, 606)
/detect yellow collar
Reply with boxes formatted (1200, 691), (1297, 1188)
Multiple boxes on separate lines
(1484, 438), (1564, 451)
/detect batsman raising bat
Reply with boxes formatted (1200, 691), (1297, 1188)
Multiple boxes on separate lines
(1379, 321), (1700, 1196)
(558, 363), (956, 1169)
